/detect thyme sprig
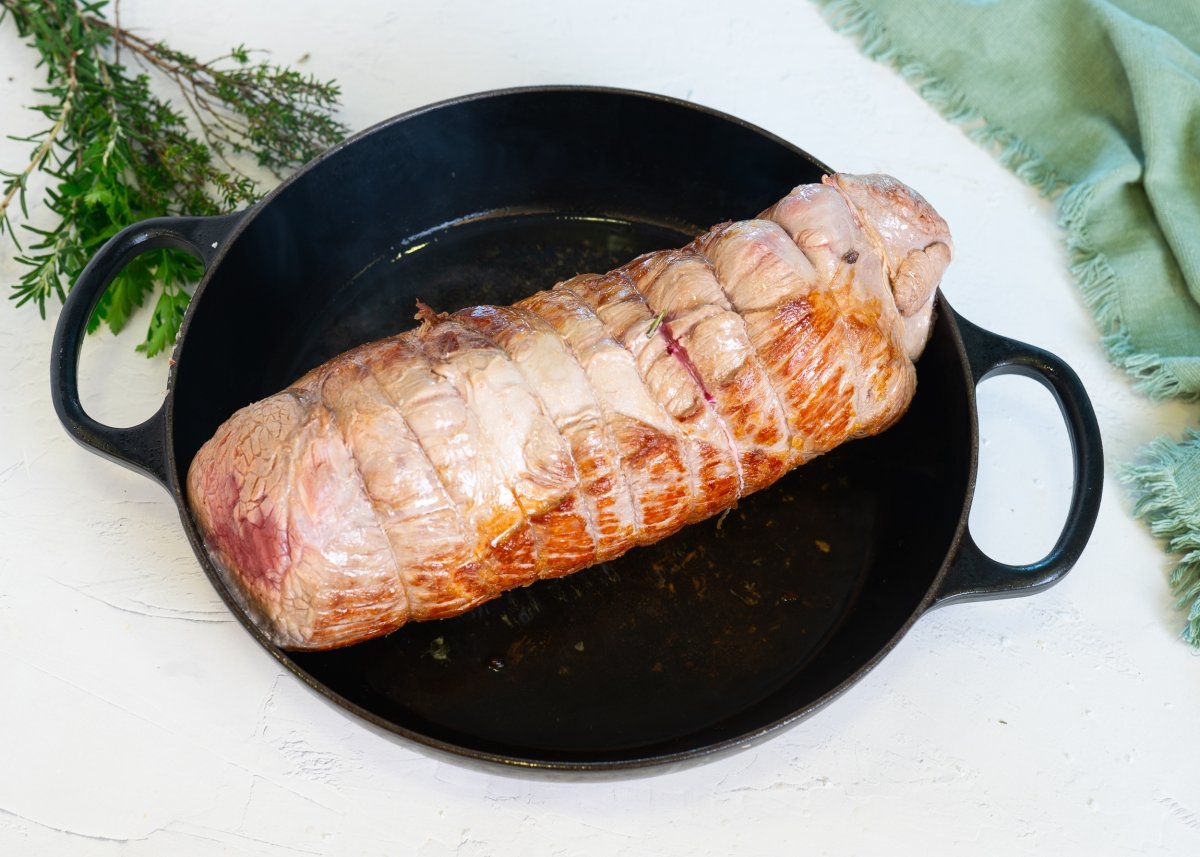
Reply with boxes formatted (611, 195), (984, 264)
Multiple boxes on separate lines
(0, 0), (347, 354)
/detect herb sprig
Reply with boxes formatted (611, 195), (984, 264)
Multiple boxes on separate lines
(0, 0), (347, 354)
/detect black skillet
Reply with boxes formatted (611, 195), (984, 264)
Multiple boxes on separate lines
(50, 87), (1103, 770)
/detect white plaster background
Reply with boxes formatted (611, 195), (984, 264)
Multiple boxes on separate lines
(1, 1), (1197, 854)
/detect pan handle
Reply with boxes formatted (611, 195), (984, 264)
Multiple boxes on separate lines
(930, 311), (1104, 608)
(50, 212), (246, 489)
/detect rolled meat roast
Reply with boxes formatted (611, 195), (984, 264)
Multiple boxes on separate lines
(187, 173), (953, 650)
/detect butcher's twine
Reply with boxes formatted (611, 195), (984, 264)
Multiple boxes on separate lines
(814, 0), (1200, 644)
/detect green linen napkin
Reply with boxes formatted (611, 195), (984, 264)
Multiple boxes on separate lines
(812, 0), (1200, 642)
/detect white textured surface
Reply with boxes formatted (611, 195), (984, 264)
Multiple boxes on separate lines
(2, 1), (1199, 854)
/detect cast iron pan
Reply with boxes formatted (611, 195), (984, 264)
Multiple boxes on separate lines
(50, 87), (1103, 770)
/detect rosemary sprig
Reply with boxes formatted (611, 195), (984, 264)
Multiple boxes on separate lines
(646, 308), (667, 338)
(0, 0), (347, 355)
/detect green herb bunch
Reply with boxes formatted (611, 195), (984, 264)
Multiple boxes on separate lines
(0, 0), (347, 355)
